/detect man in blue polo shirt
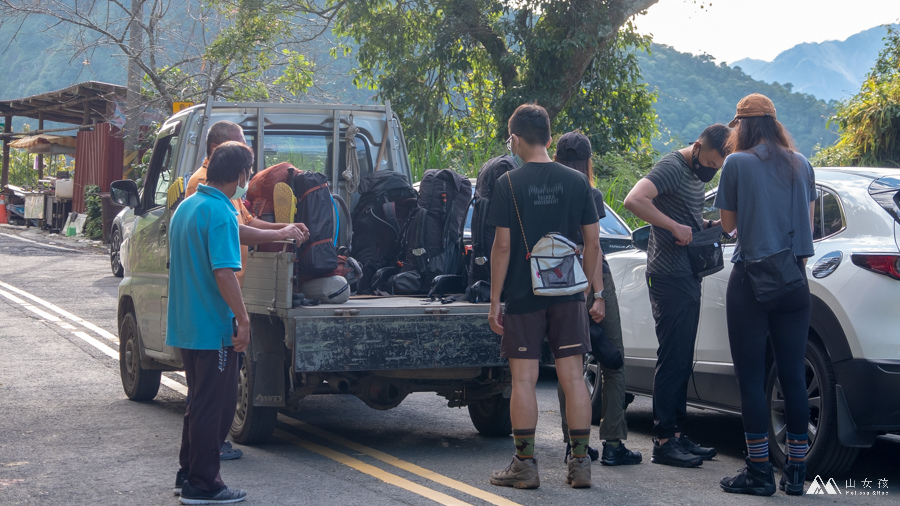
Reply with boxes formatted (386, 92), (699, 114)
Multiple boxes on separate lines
(167, 141), (254, 505)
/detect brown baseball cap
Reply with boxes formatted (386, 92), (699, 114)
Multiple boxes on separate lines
(729, 93), (776, 127)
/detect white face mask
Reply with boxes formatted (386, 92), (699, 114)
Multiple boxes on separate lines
(231, 183), (247, 200)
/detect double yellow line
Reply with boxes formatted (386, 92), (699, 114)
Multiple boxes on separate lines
(277, 417), (523, 506)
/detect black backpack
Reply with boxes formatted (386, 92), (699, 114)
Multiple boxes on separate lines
(291, 171), (338, 278)
(351, 171), (419, 293)
(469, 155), (518, 283)
(405, 169), (472, 291)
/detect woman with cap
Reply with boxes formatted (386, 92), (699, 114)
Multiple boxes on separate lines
(715, 93), (816, 496)
(554, 131), (642, 467)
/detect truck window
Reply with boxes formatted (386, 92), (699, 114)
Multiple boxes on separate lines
(142, 129), (180, 210)
(255, 132), (372, 177)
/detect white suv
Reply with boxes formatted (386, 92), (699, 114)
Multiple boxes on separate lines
(606, 167), (900, 477)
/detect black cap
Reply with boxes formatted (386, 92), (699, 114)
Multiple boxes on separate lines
(555, 132), (592, 161)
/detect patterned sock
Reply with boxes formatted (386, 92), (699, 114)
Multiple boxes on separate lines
(745, 432), (769, 464)
(786, 431), (808, 463)
(605, 439), (620, 447)
(569, 429), (591, 459)
(513, 428), (536, 460)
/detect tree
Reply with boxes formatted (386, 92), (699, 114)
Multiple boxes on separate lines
(813, 26), (900, 167)
(320, 0), (659, 155)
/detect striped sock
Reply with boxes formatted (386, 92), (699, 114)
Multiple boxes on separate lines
(569, 429), (591, 459)
(786, 432), (808, 463)
(745, 432), (769, 464)
(513, 428), (536, 459)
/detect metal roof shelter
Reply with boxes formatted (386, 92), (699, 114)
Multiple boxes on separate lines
(0, 81), (126, 188)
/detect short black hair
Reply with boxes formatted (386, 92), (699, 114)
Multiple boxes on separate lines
(206, 121), (244, 156)
(206, 141), (254, 185)
(698, 123), (732, 157)
(508, 103), (551, 146)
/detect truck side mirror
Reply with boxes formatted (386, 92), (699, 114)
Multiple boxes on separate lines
(632, 225), (651, 252)
(110, 180), (140, 209)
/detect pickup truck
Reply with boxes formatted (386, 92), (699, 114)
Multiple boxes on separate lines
(108, 102), (512, 443)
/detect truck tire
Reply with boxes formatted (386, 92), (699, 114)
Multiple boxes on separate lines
(110, 227), (124, 278)
(119, 312), (161, 400)
(767, 338), (859, 477)
(231, 343), (278, 444)
(468, 394), (512, 437)
(583, 353), (603, 425)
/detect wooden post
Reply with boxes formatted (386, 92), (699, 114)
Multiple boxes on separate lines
(1, 116), (11, 188)
(38, 113), (44, 179)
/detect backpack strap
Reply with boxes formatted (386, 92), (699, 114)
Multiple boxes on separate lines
(507, 172), (530, 258)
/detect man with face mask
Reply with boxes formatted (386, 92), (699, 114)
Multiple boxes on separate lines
(623, 123), (731, 468)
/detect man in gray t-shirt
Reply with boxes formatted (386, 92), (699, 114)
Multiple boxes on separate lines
(623, 124), (730, 468)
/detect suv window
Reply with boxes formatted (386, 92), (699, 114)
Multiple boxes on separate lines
(142, 129), (180, 210)
(814, 188), (845, 240)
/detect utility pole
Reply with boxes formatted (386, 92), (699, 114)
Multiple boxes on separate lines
(123, 0), (144, 179)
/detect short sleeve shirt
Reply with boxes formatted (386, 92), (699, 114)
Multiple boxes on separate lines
(166, 185), (242, 350)
(715, 145), (816, 262)
(487, 162), (599, 314)
(643, 152), (706, 277)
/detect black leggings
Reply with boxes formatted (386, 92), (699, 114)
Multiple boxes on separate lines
(726, 260), (810, 435)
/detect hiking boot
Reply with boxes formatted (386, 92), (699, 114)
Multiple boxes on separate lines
(779, 461), (807, 496)
(220, 441), (243, 461)
(651, 438), (703, 468)
(720, 458), (776, 496)
(601, 441), (643, 466)
(566, 456), (592, 488)
(174, 469), (188, 496)
(563, 442), (599, 463)
(678, 434), (717, 460)
(179, 481), (247, 505)
(490, 456), (540, 489)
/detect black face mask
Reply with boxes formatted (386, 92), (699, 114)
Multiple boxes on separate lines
(691, 153), (719, 183)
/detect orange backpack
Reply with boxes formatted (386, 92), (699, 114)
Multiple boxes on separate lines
(247, 162), (295, 219)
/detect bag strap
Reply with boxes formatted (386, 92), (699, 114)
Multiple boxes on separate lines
(506, 172), (530, 257)
(788, 153), (795, 249)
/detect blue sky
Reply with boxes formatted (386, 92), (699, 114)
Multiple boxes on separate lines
(635, 0), (900, 63)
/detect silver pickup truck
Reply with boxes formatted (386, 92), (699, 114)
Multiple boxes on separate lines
(108, 102), (511, 444)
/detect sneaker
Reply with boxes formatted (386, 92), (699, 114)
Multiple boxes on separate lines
(490, 456), (540, 489)
(651, 438), (703, 468)
(720, 458), (776, 496)
(601, 441), (643, 466)
(220, 441), (243, 461)
(678, 434), (717, 460)
(179, 481), (247, 505)
(566, 456), (592, 489)
(174, 469), (188, 496)
(779, 461), (807, 495)
(563, 442), (600, 463)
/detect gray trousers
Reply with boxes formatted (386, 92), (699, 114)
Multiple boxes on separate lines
(558, 271), (629, 442)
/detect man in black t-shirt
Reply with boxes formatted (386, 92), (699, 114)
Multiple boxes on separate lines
(623, 124), (730, 468)
(486, 104), (601, 490)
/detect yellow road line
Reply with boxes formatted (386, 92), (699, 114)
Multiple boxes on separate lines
(274, 429), (472, 506)
(280, 418), (523, 506)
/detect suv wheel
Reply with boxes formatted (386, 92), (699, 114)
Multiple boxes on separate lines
(119, 311), (161, 400)
(583, 353), (603, 425)
(767, 338), (859, 477)
(110, 227), (124, 277)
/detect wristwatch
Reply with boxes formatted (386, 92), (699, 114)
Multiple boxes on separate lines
(593, 290), (608, 300)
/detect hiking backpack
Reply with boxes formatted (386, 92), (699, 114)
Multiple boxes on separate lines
(469, 155), (518, 284)
(246, 162), (294, 221)
(350, 171), (419, 294)
(291, 171), (339, 279)
(404, 169), (472, 291)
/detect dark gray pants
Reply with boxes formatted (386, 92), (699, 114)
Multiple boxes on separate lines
(559, 271), (629, 441)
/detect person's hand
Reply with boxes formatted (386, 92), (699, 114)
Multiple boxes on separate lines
(278, 223), (307, 244)
(232, 319), (250, 353)
(671, 223), (692, 246)
(293, 222), (310, 243)
(589, 298), (606, 323)
(710, 219), (721, 229)
(488, 301), (504, 336)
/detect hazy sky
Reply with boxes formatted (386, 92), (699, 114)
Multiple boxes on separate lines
(635, 0), (900, 63)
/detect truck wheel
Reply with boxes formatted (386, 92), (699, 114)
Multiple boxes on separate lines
(584, 353), (603, 425)
(110, 227), (124, 277)
(231, 344), (277, 444)
(119, 312), (161, 400)
(468, 394), (512, 437)
(767, 338), (859, 477)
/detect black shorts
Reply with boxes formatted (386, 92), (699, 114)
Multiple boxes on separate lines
(501, 300), (590, 360)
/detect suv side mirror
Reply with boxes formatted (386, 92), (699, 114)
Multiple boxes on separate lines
(110, 179), (140, 209)
(632, 225), (651, 252)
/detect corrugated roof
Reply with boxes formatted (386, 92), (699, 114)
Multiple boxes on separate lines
(0, 81), (126, 126)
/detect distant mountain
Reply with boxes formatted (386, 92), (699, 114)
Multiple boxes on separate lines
(730, 25), (897, 101)
(638, 44), (837, 157)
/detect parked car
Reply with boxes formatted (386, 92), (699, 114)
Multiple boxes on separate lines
(604, 166), (900, 477)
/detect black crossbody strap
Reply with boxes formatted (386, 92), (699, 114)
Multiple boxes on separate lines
(507, 172), (530, 257)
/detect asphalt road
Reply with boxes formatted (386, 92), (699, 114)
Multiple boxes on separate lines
(0, 225), (897, 505)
